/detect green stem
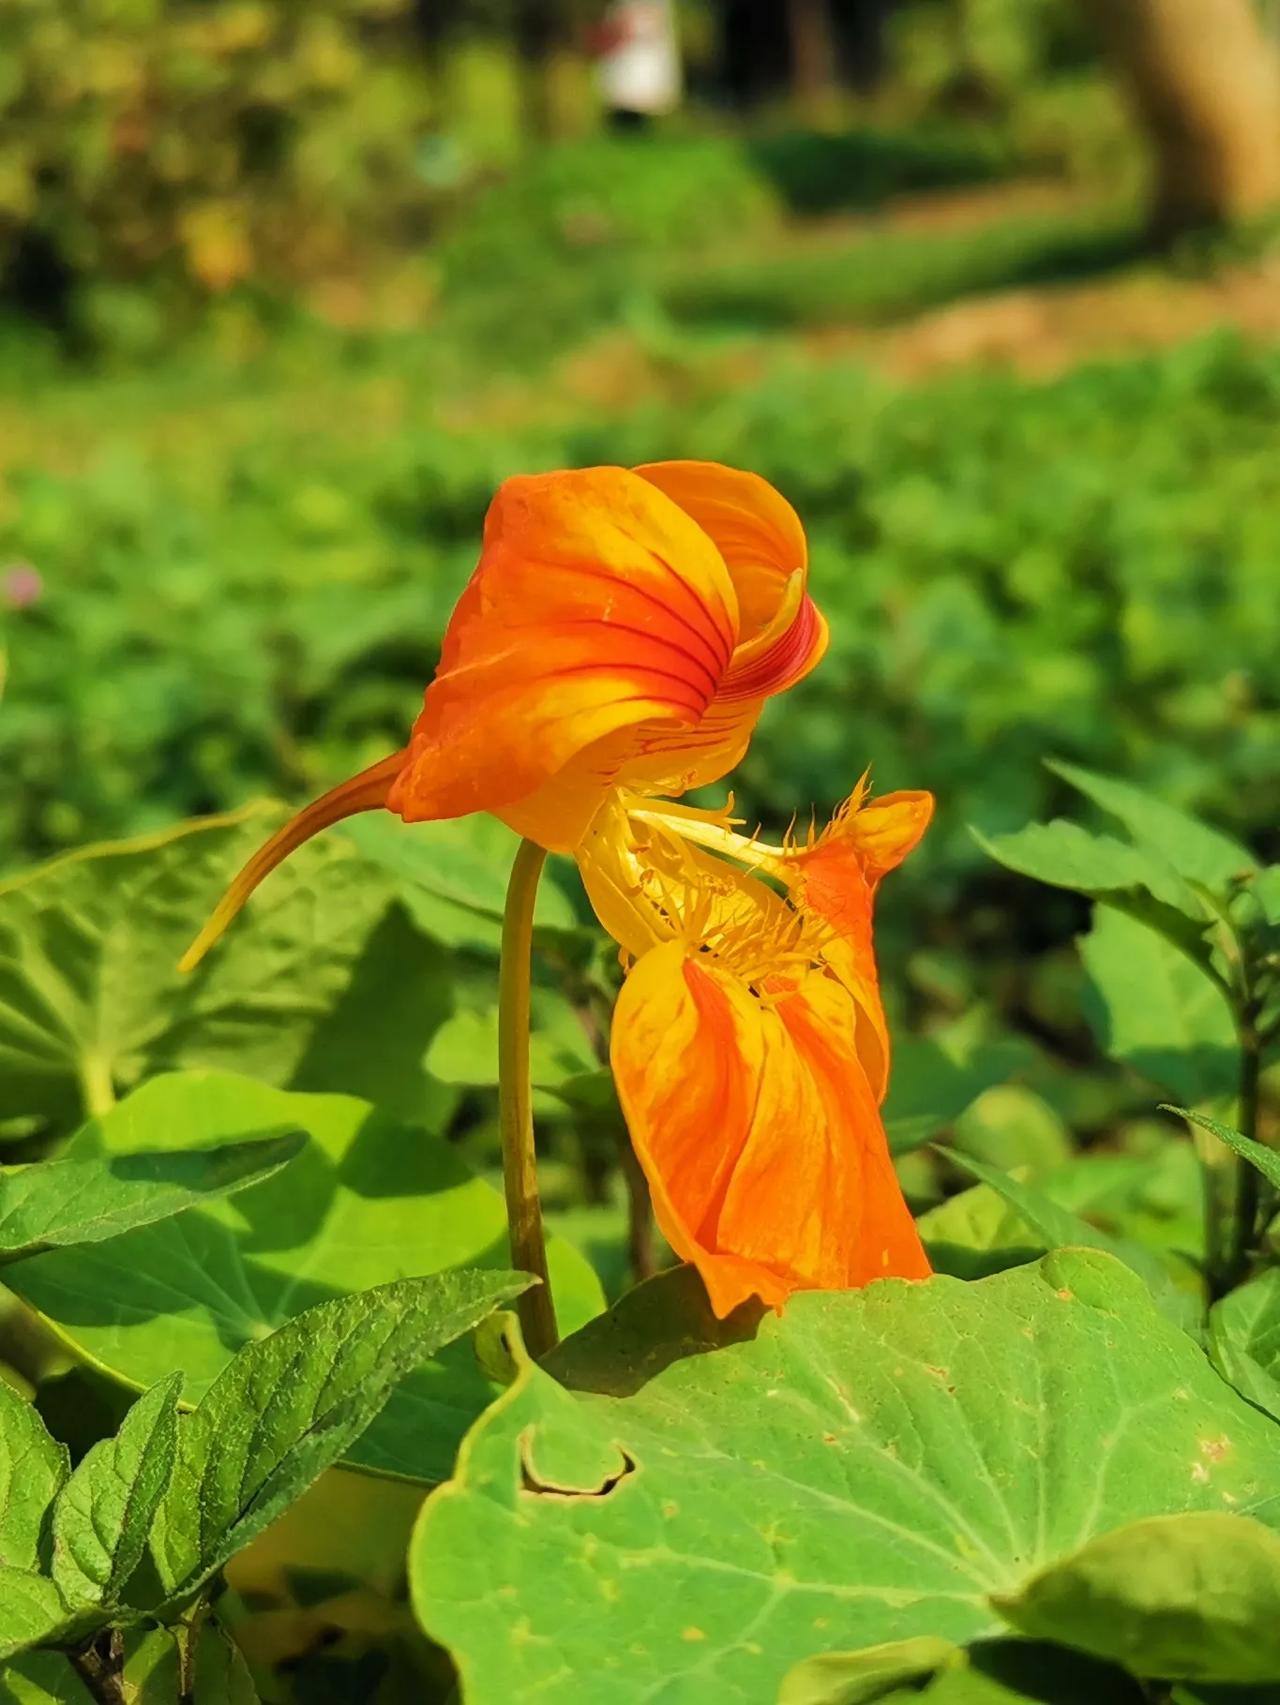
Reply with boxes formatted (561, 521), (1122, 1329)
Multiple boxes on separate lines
(1229, 1011), (1264, 1280)
(498, 838), (559, 1359)
(79, 1054), (117, 1120)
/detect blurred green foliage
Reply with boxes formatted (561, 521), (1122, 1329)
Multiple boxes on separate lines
(3, 6), (1280, 1694)
(435, 132), (781, 358)
(3, 320), (1277, 1048)
(0, 0), (431, 325)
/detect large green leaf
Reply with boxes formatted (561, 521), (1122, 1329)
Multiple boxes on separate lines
(148, 1271), (528, 1610)
(1207, 1268), (1280, 1424)
(0, 810), (454, 1132)
(0, 1382), (67, 1571)
(1047, 763), (1256, 892)
(994, 1512), (1280, 1683)
(0, 1129), (305, 1262)
(4, 1072), (605, 1483)
(1080, 909), (1238, 1106)
(49, 1375), (180, 1612)
(410, 1251), (1280, 1705)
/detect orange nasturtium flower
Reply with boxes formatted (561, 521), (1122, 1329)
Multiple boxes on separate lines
(181, 460), (932, 1316)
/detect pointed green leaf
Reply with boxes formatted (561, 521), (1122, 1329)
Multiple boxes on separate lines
(5, 1072), (604, 1484)
(0, 1649), (95, 1702)
(0, 1571), (72, 1662)
(0, 1383), (68, 1571)
(971, 820), (1214, 965)
(0, 1130), (305, 1262)
(1080, 909), (1238, 1105)
(149, 1269), (528, 1610)
(993, 1512), (1280, 1683)
(1047, 763), (1256, 892)
(1163, 1106), (1280, 1191)
(917, 1177), (1040, 1281)
(410, 1252), (1280, 1705)
(191, 1620), (259, 1704)
(50, 1374), (181, 1610)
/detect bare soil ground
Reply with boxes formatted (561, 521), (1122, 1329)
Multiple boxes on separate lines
(839, 257), (1280, 379)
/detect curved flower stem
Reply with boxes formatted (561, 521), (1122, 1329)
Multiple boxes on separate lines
(499, 837), (559, 1359)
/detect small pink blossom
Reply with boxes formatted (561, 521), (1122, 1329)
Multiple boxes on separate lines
(1, 564), (42, 610)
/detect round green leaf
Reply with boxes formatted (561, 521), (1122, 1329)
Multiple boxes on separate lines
(0, 810), (456, 1133)
(4, 1071), (604, 1483)
(410, 1251), (1280, 1705)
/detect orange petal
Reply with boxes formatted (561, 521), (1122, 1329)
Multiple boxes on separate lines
(635, 459), (828, 723)
(776, 788), (934, 1098)
(634, 461), (807, 640)
(387, 468), (740, 852)
(611, 942), (929, 1318)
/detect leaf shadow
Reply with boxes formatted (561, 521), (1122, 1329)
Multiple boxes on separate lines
(546, 1264), (762, 1400)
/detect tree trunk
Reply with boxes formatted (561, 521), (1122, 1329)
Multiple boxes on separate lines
(1079, 0), (1280, 237)
(786, 0), (839, 112)
(513, 0), (581, 139)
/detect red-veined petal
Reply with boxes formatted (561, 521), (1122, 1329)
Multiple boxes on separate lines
(634, 460), (807, 640)
(387, 467), (740, 851)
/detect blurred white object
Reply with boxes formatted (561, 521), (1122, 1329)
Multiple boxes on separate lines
(595, 0), (682, 118)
